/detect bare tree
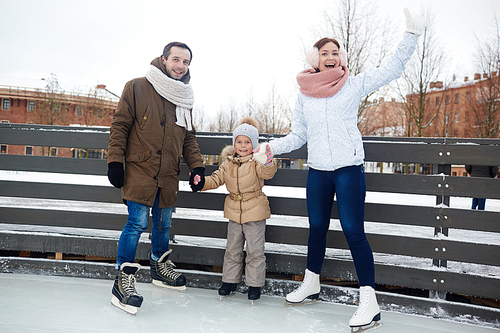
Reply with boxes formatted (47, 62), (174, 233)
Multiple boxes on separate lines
(74, 86), (114, 127)
(466, 14), (500, 138)
(29, 73), (70, 156)
(396, 7), (447, 137)
(192, 106), (207, 132)
(315, 0), (397, 122)
(29, 73), (68, 126)
(209, 99), (240, 132)
(256, 83), (292, 134)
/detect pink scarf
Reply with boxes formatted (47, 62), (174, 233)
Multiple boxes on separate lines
(297, 66), (349, 98)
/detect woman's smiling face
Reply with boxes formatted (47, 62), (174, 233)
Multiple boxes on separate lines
(318, 42), (340, 72)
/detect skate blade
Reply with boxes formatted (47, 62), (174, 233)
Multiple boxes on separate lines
(219, 291), (236, 301)
(111, 295), (138, 315)
(152, 279), (187, 292)
(284, 298), (322, 307)
(249, 299), (259, 306)
(351, 321), (382, 333)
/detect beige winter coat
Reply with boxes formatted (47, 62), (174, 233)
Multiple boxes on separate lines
(202, 146), (277, 223)
(107, 57), (204, 208)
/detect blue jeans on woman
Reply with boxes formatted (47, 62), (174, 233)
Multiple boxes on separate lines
(116, 189), (173, 267)
(306, 165), (375, 288)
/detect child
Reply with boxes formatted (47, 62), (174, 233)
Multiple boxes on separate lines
(192, 117), (276, 303)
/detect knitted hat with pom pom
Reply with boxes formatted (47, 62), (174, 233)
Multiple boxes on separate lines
(232, 117), (260, 150)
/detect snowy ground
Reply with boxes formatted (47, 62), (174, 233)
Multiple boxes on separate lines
(1, 273), (498, 333)
(1, 170), (500, 279)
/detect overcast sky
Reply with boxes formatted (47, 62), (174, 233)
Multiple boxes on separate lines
(1, 0), (499, 121)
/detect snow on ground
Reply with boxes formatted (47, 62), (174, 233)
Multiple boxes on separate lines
(1, 273), (498, 333)
(1, 170), (500, 278)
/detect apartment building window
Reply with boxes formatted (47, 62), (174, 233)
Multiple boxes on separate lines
(2, 98), (10, 109)
(1, 120), (9, 123)
(28, 101), (35, 112)
(435, 97), (440, 105)
(0, 145), (7, 154)
(454, 114), (459, 123)
(76, 106), (82, 116)
(445, 96), (449, 105)
(49, 147), (57, 156)
(454, 94), (459, 103)
(52, 105), (60, 114)
(466, 92), (471, 101)
(25, 146), (33, 155)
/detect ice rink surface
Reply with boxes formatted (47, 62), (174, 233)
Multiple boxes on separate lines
(1, 273), (497, 333)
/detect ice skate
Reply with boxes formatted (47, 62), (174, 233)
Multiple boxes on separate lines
(248, 286), (261, 305)
(218, 282), (237, 301)
(349, 286), (382, 333)
(111, 262), (143, 315)
(149, 249), (187, 291)
(284, 269), (322, 306)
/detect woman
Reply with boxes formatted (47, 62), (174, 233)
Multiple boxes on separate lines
(260, 8), (423, 330)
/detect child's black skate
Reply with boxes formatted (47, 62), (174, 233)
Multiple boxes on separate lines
(218, 282), (237, 300)
(248, 286), (261, 305)
(149, 249), (186, 291)
(111, 263), (143, 315)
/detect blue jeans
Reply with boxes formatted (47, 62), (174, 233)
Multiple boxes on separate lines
(116, 190), (173, 267)
(472, 198), (486, 210)
(306, 165), (375, 288)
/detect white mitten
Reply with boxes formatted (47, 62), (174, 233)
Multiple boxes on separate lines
(253, 143), (274, 166)
(405, 8), (424, 36)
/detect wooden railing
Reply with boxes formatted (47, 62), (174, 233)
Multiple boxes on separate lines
(0, 123), (499, 302)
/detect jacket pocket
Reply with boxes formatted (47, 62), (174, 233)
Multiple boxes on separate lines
(138, 105), (152, 130)
(126, 150), (151, 163)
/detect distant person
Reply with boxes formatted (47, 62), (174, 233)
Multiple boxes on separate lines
(465, 165), (498, 210)
(253, 8), (423, 331)
(107, 41), (205, 315)
(191, 118), (277, 304)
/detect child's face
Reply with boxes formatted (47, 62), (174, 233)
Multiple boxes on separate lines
(234, 135), (253, 157)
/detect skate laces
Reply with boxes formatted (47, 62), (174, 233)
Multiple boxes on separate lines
(290, 271), (313, 296)
(158, 259), (181, 280)
(120, 271), (138, 294)
(353, 287), (371, 317)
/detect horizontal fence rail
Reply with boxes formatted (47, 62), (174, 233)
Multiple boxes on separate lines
(0, 123), (500, 301)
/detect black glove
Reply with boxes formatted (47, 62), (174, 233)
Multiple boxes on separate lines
(107, 162), (124, 188)
(189, 167), (205, 192)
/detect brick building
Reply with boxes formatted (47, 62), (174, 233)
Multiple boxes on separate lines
(359, 72), (500, 139)
(358, 97), (407, 137)
(358, 72), (499, 176)
(0, 85), (118, 158)
(408, 73), (499, 138)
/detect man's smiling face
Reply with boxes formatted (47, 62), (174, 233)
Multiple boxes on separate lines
(162, 46), (191, 80)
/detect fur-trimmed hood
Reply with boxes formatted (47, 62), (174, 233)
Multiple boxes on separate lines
(220, 145), (255, 163)
(221, 145), (235, 160)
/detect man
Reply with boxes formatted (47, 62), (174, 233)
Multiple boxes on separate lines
(107, 42), (205, 315)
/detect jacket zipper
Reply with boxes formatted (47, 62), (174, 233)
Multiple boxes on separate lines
(236, 163), (242, 224)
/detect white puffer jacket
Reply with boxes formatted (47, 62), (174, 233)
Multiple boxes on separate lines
(270, 32), (418, 171)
